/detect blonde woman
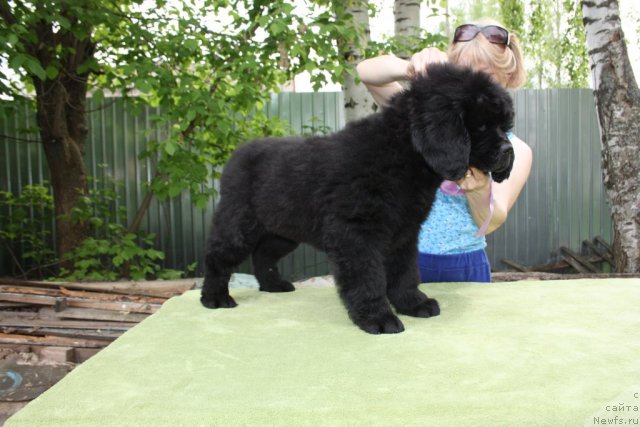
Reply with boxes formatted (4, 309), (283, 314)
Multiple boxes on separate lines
(356, 19), (533, 283)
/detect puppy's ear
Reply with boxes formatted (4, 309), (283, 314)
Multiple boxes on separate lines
(409, 93), (470, 181)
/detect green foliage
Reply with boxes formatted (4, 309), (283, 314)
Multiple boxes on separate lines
(58, 178), (184, 281)
(499, 0), (525, 36)
(0, 183), (56, 277)
(367, 29), (449, 60)
(560, 0), (589, 88)
(301, 117), (334, 137)
(103, 0), (356, 204)
(527, 0), (551, 88)
(0, 180), (183, 281)
(444, 0), (589, 88)
(0, 0), (355, 210)
(0, 1), (374, 279)
(358, 0), (448, 61)
(522, 0), (589, 88)
(455, 0), (501, 23)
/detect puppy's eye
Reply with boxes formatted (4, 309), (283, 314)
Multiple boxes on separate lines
(478, 125), (487, 132)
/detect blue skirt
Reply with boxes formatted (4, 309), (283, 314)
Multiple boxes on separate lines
(418, 249), (491, 283)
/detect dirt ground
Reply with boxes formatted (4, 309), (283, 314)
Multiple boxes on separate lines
(0, 346), (77, 425)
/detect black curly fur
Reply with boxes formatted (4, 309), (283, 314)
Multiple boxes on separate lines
(201, 63), (515, 334)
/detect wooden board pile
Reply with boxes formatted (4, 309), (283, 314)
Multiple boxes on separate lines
(0, 278), (195, 364)
(500, 236), (617, 276)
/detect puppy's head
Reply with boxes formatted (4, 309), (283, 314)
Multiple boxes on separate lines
(407, 63), (515, 182)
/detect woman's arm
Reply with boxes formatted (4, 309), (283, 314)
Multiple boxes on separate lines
(458, 136), (533, 234)
(356, 48), (448, 107)
(355, 55), (408, 107)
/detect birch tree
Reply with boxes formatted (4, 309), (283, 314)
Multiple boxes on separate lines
(337, 0), (376, 122)
(394, 0), (421, 59)
(582, 0), (640, 272)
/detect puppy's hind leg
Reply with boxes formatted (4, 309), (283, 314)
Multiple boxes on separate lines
(201, 205), (262, 309)
(252, 234), (299, 292)
(385, 242), (440, 318)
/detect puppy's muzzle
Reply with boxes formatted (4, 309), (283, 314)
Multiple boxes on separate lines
(491, 141), (515, 183)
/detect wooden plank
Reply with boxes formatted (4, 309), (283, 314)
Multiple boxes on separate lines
(0, 292), (161, 314)
(582, 239), (615, 265)
(501, 253), (607, 273)
(59, 288), (166, 304)
(558, 250), (590, 273)
(0, 327), (121, 341)
(0, 278), (195, 298)
(492, 272), (640, 281)
(0, 317), (133, 330)
(0, 343), (31, 353)
(0, 293), (63, 306)
(0, 302), (32, 309)
(38, 307), (148, 323)
(501, 258), (571, 272)
(0, 286), (166, 304)
(559, 247), (600, 273)
(0, 333), (110, 348)
(33, 346), (75, 363)
(64, 279), (195, 297)
(0, 286), (63, 297)
(593, 236), (616, 267)
(500, 259), (530, 272)
(74, 347), (102, 363)
(594, 235), (613, 253)
(0, 312), (42, 319)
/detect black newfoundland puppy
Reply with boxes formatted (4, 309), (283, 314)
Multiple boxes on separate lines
(201, 63), (515, 334)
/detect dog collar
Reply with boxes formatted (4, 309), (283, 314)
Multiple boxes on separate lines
(439, 174), (494, 237)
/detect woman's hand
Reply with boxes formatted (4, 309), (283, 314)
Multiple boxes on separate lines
(456, 167), (494, 235)
(455, 167), (490, 192)
(407, 47), (448, 78)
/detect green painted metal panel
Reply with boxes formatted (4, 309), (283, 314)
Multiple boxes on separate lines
(485, 89), (612, 270)
(0, 89), (612, 280)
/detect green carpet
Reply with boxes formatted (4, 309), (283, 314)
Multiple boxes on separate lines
(7, 279), (640, 427)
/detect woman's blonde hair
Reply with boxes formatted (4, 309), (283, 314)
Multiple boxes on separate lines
(447, 19), (527, 89)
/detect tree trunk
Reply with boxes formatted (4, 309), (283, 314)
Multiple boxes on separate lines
(394, 0), (421, 59)
(339, 0), (376, 122)
(582, 0), (640, 272)
(31, 27), (94, 267)
(36, 80), (90, 267)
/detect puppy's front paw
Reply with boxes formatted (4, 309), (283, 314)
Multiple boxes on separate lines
(396, 297), (440, 318)
(260, 280), (295, 293)
(357, 312), (405, 335)
(201, 293), (237, 309)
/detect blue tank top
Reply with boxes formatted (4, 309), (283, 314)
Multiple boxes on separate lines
(418, 132), (515, 255)
(418, 189), (486, 254)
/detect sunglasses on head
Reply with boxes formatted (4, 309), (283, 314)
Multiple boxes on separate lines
(453, 24), (511, 47)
